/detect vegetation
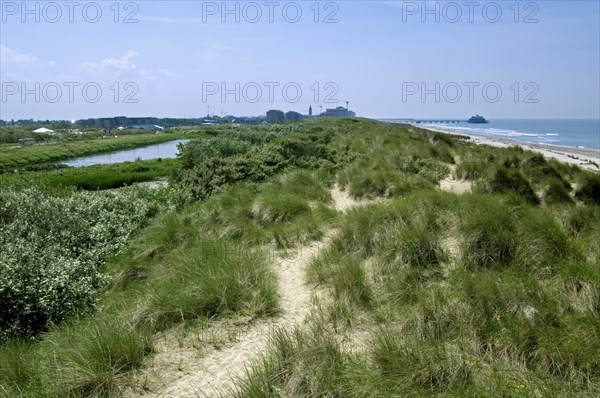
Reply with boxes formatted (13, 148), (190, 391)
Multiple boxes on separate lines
(0, 133), (194, 173)
(1, 118), (598, 397)
(0, 183), (173, 340)
(0, 159), (178, 190)
(240, 195), (600, 398)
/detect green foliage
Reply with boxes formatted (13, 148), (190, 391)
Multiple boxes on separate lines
(575, 172), (600, 204)
(0, 184), (172, 340)
(371, 330), (473, 393)
(0, 159), (178, 191)
(132, 239), (278, 332)
(543, 177), (574, 204)
(234, 324), (352, 398)
(380, 222), (448, 270)
(523, 154), (571, 188)
(0, 134), (188, 174)
(196, 171), (335, 248)
(454, 160), (488, 180)
(330, 257), (373, 322)
(42, 318), (152, 397)
(251, 191), (311, 224)
(459, 196), (518, 269)
(566, 205), (600, 235)
(178, 136), (252, 169)
(252, 187), (599, 398)
(0, 339), (37, 393)
(480, 166), (540, 205)
(2, 119), (598, 398)
(177, 130), (348, 202)
(515, 208), (576, 271)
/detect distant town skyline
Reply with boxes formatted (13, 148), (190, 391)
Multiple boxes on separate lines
(1, 1), (599, 120)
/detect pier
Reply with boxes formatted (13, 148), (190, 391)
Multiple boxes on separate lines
(414, 119), (466, 124)
(385, 119), (468, 124)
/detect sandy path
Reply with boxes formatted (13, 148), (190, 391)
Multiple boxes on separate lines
(440, 178), (472, 194)
(439, 165), (473, 194)
(124, 186), (360, 398)
(331, 183), (383, 211)
(124, 242), (323, 398)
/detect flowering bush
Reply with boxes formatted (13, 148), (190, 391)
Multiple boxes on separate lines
(0, 184), (172, 340)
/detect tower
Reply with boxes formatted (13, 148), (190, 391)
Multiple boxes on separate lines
(309, 105), (313, 117)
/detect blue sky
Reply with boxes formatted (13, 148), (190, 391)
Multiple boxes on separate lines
(1, 0), (599, 120)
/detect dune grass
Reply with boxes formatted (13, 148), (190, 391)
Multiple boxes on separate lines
(240, 188), (600, 397)
(131, 239), (278, 332)
(2, 119), (599, 397)
(0, 165), (337, 396)
(198, 169), (337, 248)
(238, 122), (599, 396)
(0, 158), (178, 190)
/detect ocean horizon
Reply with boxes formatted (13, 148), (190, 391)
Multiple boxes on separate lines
(380, 119), (600, 151)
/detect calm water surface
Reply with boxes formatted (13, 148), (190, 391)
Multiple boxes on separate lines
(61, 139), (190, 167)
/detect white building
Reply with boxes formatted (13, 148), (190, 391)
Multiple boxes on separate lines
(33, 127), (55, 134)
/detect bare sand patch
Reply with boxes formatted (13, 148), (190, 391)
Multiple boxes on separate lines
(440, 178), (472, 194)
(331, 182), (385, 212)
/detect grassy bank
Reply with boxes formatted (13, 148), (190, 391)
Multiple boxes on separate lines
(1, 119), (599, 397)
(0, 158), (179, 191)
(0, 133), (196, 173)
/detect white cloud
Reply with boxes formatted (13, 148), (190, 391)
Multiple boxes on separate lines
(81, 50), (138, 72)
(101, 50), (138, 70)
(80, 50), (177, 81)
(0, 45), (39, 66)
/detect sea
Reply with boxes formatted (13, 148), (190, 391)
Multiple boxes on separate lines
(380, 119), (600, 151)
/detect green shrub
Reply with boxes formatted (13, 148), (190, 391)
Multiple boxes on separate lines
(516, 208), (576, 271)
(543, 178), (574, 205)
(575, 173), (600, 204)
(132, 239), (277, 331)
(372, 330), (473, 393)
(483, 167), (539, 205)
(176, 132), (347, 202)
(0, 340), (38, 393)
(42, 318), (152, 397)
(380, 223), (447, 270)
(460, 196), (518, 269)
(330, 256), (372, 308)
(455, 161), (487, 180)
(178, 136), (252, 169)
(251, 191), (311, 224)
(0, 185), (172, 340)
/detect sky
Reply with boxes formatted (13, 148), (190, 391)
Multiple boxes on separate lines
(1, 0), (599, 120)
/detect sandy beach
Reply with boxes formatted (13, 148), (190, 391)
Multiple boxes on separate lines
(415, 124), (600, 172)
